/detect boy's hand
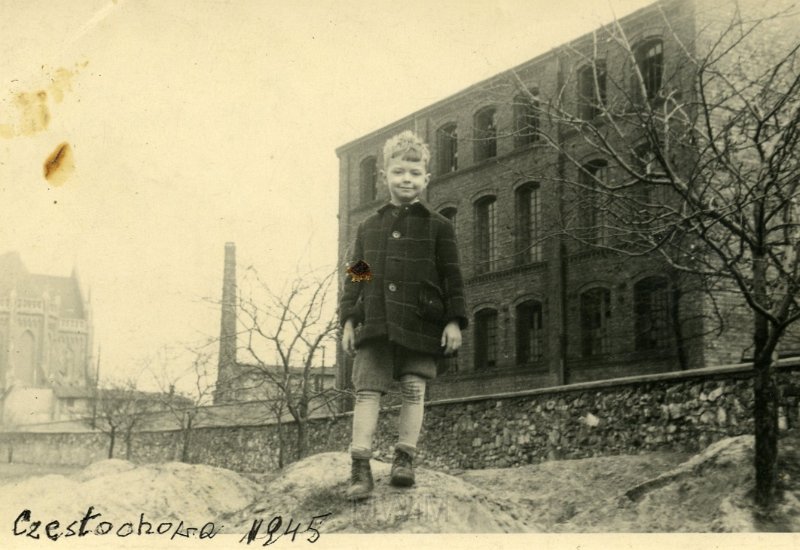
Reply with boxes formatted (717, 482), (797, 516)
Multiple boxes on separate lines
(342, 319), (356, 355)
(441, 321), (462, 355)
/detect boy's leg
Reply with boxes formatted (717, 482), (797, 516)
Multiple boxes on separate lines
(350, 390), (381, 458)
(392, 373), (426, 487)
(347, 340), (393, 499)
(396, 374), (426, 455)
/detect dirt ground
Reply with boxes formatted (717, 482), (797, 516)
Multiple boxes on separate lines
(1, 432), (799, 534)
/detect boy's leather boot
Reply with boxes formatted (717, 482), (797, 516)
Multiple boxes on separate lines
(346, 457), (373, 500)
(390, 448), (415, 487)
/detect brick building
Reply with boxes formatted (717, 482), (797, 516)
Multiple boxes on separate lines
(335, 0), (800, 401)
(0, 251), (94, 424)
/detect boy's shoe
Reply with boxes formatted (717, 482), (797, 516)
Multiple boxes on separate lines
(390, 449), (415, 487)
(346, 457), (373, 500)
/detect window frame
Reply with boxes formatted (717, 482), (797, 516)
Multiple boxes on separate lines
(514, 90), (540, 148)
(580, 287), (611, 357)
(578, 160), (609, 246)
(359, 156), (378, 205)
(474, 195), (498, 274)
(516, 300), (544, 366)
(473, 106), (498, 162)
(577, 61), (607, 120)
(634, 276), (672, 351)
(437, 123), (459, 174)
(474, 308), (499, 369)
(515, 183), (542, 264)
(634, 38), (664, 102)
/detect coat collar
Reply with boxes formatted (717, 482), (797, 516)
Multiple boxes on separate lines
(377, 200), (432, 216)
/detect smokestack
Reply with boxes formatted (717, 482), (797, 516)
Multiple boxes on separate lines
(215, 242), (237, 402)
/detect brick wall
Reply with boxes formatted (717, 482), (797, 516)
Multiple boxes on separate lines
(3, 362), (799, 472)
(334, 0), (800, 402)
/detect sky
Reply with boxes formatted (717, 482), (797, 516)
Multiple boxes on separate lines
(0, 0), (654, 391)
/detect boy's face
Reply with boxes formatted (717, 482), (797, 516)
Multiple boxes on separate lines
(383, 157), (430, 205)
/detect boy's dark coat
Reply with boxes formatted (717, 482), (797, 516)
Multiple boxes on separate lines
(339, 201), (468, 356)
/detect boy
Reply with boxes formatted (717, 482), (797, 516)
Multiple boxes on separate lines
(339, 130), (468, 500)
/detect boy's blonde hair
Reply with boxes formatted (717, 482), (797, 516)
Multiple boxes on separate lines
(382, 130), (430, 170)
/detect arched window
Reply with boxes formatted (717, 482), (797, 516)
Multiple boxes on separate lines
(634, 276), (672, 350)
(439, 206), (458, 236)
(474, 308), (498, 369)
(474, 196), (497, 274)
(515, 183), (541, 264)
(577, 61), (607, 120)
(579, 160), (608, 245)
(514, 90), (539, 147)
(359, 156), (377, 204)
(516, 300), (543, 365)
(437, 123), (458, 174)
(580, 288), (611, 356)
(16, 330), (36, 386)
(473, 107), (497, 162)
(634, 39), (663, 101)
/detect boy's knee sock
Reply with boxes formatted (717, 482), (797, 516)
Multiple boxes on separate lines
(350, 390), (381, 459)
(397, 375), (426, 457)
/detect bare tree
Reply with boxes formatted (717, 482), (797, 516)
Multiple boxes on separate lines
(236, 266), (341, 463)
(495, 1), (800, 508)
(92, 378), (158, 460)
(147, 344), (217, 463)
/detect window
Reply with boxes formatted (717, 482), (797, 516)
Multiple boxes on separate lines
(515, 183), (542, 264)
(578, 61), (607, 120)
(580, 288), (611, 356)
(634, 276), (672, 350)
(474, 107), (497, 162)
(17, 330), (36, 386)
(474, 308), (498, 369)
(437, 123), (458, 174)
(632, 143), (669, 204)
(475, 196), (497, 274)
(514, 91), (539, 147)
(579, 160), (608, 245)
(359, 156), (377, 204)
(516, 300), (543, 365)
(634, 39), (663, 101)
(440, 206), (457, 236)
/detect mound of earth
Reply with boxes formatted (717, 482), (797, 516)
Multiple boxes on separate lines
(2, 434), (799, 535)
(225, 451), (539, 533)
(456, 450), (690, 529)
(0, 460), (258, 536)
(554, 435), (800, 532)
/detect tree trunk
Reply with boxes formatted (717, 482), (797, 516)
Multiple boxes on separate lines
(752, 252), (779, 509)
(108, 427), (116, 459)
(278, 422), (286, 468)
(181, 415), (193, 463)
(125, 431), (133, 461)
(295, 420), (307, 461)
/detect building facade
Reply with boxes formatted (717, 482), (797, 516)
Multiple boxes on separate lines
(0, 251), (94, 424)
(335, 0), (800, 401)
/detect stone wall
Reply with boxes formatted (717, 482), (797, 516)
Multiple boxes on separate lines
(2, 362), (799, 473)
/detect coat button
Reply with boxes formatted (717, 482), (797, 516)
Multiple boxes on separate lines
(388, 283), (397, 292)
(392, 230), (401, 239)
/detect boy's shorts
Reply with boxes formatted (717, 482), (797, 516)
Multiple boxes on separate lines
(352, 339), (437, 393)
